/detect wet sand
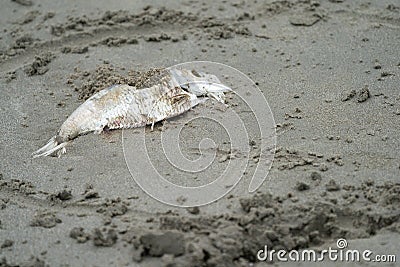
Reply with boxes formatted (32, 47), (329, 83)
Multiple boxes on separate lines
(0, 0), (399, 266)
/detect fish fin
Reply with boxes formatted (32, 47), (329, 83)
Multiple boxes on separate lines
(32, 136), (69, 158)
(57, 147), (67, 158)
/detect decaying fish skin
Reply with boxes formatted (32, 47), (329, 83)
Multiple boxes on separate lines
(32, 68), (232, 158)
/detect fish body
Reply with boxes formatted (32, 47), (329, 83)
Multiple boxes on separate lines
(32, 68), (231, 158)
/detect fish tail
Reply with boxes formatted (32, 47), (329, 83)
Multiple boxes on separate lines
(32, 136), (69, 158)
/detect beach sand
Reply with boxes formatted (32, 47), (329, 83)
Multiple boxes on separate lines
(0, 0), (399, 266)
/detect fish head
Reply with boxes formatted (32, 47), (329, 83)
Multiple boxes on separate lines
(169, 68), (232, 103)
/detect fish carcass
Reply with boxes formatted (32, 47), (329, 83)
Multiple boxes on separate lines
(32, 68), (232, 158)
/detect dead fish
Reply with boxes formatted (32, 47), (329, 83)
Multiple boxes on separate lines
(32, 68), (232, 158)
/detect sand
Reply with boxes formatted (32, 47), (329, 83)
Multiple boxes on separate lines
(0, 0), (399, 266)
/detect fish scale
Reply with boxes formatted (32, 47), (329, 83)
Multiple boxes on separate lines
(105, 84), (186, 130)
